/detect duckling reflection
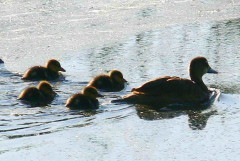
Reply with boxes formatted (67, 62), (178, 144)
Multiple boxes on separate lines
(22, 59), (66, 81)
(88, 70), (127, 92)
(135, 104), (217, 130)
(112, 57), (218, 109)
(18, 81), (56, 106)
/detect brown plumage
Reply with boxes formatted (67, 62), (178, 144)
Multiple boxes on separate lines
(65, 86), (103, 110)
(22, 59), (65, 80)
(112, 57), (218, 107)
(18, 81), (56, 106)
(88, 70), (127, 92)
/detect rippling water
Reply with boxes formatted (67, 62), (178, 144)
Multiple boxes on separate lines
(1, 0), (240, 161)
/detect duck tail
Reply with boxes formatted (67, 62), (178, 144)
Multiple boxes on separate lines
(131, 88), (137, 92)
(111, 98), (126, 104)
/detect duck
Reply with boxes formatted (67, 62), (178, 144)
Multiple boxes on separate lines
(112, 57), (218, 107)
(88, 70), (127, 92)
(65, 86), (103, 110)
(22, 59), (66, 80)
(18, 81), (56, 105)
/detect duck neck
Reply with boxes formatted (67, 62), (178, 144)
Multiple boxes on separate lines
(112, 79), (124, 89)
(48, 68), (58, 74)
(190, 73), (208, 92)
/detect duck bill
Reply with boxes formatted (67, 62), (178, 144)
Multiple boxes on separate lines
(207, 68), (218, 74)
(52, 91), (57, 97)
(59, 67), (66, 72)
(97, 93), (104, 97)
(122, 78), (127, 83)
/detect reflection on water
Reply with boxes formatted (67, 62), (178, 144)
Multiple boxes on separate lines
(1, 18), (240, 160)
(83, 18), (240, 93)
(135, 104), (217, 130)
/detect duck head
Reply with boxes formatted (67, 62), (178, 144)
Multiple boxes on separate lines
(37, 81), (56, 98)
(189, 57), (217, 82)
(83, 86), (103, 98)
(109, 70), (127, 84)
(46, 59), (66, 72)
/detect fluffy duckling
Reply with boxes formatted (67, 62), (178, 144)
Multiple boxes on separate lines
(65, 86), (103, 110)
(18, 81), (56, 105)
(88, 70), (127, 92)
(112, 57), (218, 107)
(22, 59), (65, 80)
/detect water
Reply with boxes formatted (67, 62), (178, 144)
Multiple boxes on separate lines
(1, 0), (240, 161)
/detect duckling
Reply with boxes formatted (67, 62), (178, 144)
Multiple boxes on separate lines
(88, 70), (127, 92)
(22, 59), (65, 80)
(65, 86), (103, 110)
(112, 57), (218, 107)
(18, 81), (56, 105)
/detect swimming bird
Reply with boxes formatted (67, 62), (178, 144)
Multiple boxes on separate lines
(65, 86), (103, 110)
(88, 70), (127, 92)
(18, 81), (56, 105)
(112, 57), (218, 107)
(22, 59), (65, 80)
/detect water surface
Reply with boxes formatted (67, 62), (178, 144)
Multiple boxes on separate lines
(1, 0), (240, 161)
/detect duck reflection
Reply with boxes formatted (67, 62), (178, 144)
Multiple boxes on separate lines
(187, 110), (217, 130)
(136, 104), (217, 130)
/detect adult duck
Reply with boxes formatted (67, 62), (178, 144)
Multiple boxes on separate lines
(66, 86), (103, 110)
(88, 70), (127, 92)
(112, 57), (218, 106)
(22, 59), (65, 80)
(18, 81), (56, 105)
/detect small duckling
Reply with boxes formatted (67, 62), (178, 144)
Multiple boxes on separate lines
(18, 81), (56, 105)
(65, 86), (103, 110)
(112, 57), (218, 107)
(22, 59), (65, 80)
(88, 70), (127, 92)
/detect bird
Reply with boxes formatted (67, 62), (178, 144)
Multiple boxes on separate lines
(22, 59), (65, 80)
(18, 81), (56, 106)
(88, 70), (127, 92)
(65, 86), (103, 110)
(112, 57), (218, 107)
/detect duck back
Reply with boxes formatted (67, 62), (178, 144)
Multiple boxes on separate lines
(89, 75), (114, 91)
(18, 87), (42, 102)
(130, 76), (209, 105)
(22, 66), (59, 80)
(66, 94), (99, 110)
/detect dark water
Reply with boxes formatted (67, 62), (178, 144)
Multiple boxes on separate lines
(1, 16), (240, 161)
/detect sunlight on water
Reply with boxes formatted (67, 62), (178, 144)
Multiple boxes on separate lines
(1, 0), (240, 161)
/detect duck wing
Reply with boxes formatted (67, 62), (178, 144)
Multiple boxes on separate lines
(88, 75), (114, 90)
(132, 76), (197, 96)
(66, 94), (98, 110)
(22, 66), (48, 80)
(130, 76), (209, 104)
(18, 87), (42, 101)
(132, 76), (175, 94)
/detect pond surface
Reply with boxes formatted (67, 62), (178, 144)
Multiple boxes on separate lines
(1, 0), (240, 161)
